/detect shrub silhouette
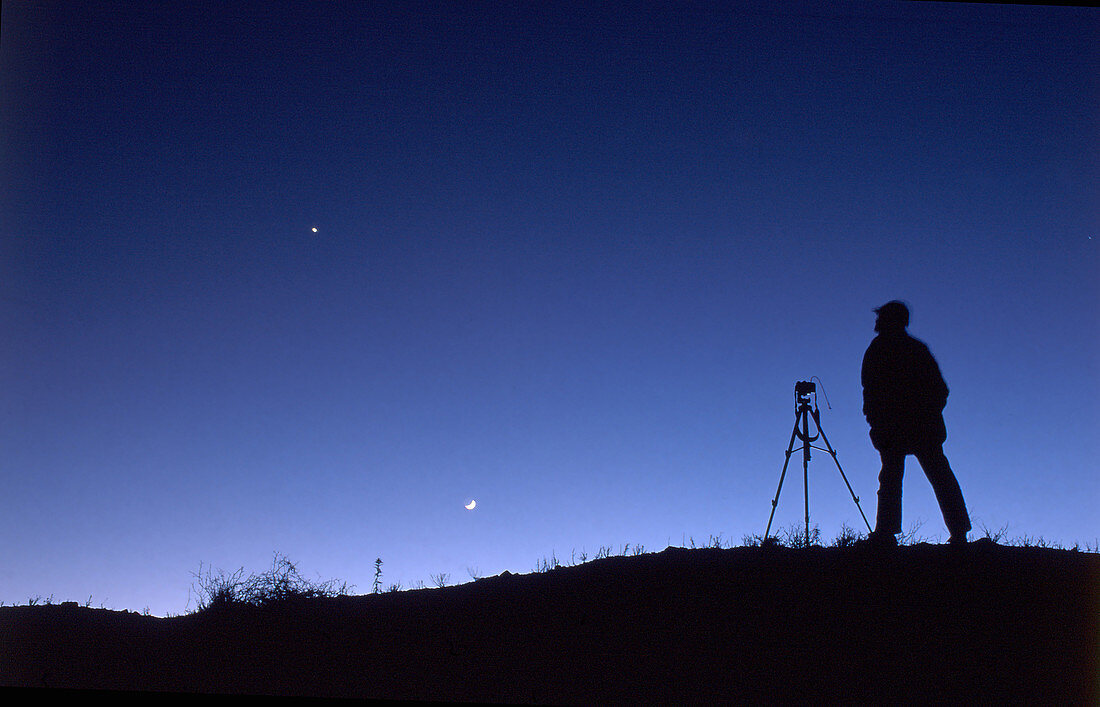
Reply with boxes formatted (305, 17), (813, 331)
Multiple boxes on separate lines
(190, 552), (351, 611)
(830, 523), (862, 548)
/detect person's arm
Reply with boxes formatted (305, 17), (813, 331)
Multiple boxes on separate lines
(861, 344), (884, 423)
(921, 345), (949, 411)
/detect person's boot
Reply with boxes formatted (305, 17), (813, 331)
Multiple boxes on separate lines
(948, 530), (969, 546)
(858, 530), (897, 549)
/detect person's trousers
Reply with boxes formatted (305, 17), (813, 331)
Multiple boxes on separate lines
(875, 444), (971, 537)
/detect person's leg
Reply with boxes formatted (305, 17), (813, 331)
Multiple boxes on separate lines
(875, 449), (905, 536)
(914, 445), (971, 541)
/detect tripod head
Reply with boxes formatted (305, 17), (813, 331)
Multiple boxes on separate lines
(794, 380), (817, 413)
(793, 381), (820, 443)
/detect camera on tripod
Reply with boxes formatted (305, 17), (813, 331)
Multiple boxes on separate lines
(794, 381), (817, 413)
(765, 378), (872, 544)
(795, 380), (816, 398)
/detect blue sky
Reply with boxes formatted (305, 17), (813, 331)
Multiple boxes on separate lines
(2, 1), (1096, 616)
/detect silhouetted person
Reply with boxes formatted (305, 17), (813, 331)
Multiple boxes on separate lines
(862, 301), (970, 546)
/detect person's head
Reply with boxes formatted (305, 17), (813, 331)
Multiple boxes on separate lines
(874, 300), (909, 333)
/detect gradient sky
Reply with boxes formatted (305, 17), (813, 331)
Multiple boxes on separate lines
(2, 1), (1097, 616)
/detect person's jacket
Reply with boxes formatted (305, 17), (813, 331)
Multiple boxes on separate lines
(861, 330), (949, 451)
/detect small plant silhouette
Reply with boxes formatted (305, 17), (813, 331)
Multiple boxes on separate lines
(741, 532), (766, 547)
(897, 519), (930, 546)
(535, 552), (560, 573)
(780, 522), (822, 549)
(978, 521), (1010, 543)
(685, 534), (731, 549)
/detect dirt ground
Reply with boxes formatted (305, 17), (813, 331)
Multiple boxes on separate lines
(3, 541), (1097, 703)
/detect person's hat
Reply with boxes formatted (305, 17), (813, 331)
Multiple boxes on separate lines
(874, 300), (909, 328)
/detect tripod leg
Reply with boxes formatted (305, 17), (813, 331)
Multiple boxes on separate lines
(800, 406), (812, 547)
(765, 423), (801, 540)
(803, 451), (811, 547)
(812, 411), (872, 532)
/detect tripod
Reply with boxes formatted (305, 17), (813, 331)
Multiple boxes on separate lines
(765, 381), (871, 546)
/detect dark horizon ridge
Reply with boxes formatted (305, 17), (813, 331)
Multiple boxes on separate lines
(3, 542), (1097, 703)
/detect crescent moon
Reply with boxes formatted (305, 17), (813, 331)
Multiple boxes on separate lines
(465, 500), (476, 510)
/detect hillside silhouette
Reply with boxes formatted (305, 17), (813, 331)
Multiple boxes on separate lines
(3, 541), (1097, 702)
